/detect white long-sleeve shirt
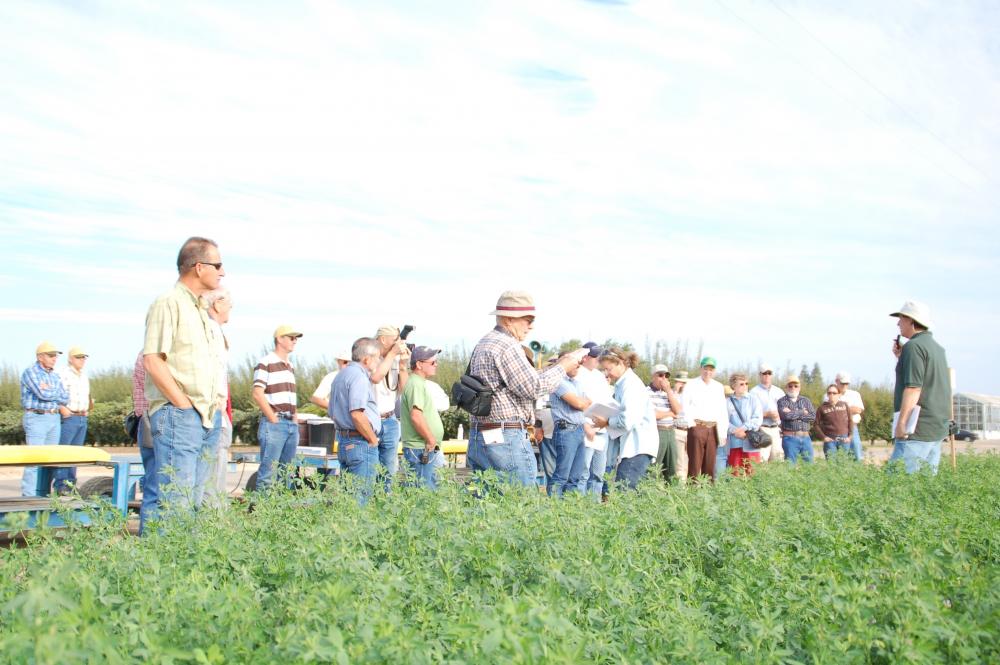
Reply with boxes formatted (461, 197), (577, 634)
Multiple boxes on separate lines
(681, 376), (728, 443)
(609, 369), (659, 460)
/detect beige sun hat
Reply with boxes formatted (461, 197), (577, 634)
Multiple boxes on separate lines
(489, 290), (536, 318)
(889, 300), (933, 329)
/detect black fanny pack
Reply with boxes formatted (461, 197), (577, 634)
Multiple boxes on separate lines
(452, 361), (493, 417)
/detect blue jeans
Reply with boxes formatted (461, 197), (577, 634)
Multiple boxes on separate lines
(138, 426), (159, 536)
(548, 425), (586, 497)
(150, 405), (221, 518)
(851, 425), (863, 461)
(603, 436), (622, 496)
(338, 435), (379, 504)
(53, 415), (88, 492)
(539, 437), (556, 484)
(21, 412), (61, 497)
(889, 438), (942, 475)
(467, 425), (538, 487)
(782, 435), (814, 464)
(378, 416), (400, 490)
(615, 454), (652, 490)
(823, 436), (851, 459)
(714, 442), (729, 480)
(256, 418), (299, 492)
(577, 433), (608, 496)
(401, 447), (438, 490)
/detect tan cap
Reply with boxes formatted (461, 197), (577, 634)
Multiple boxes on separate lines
(36, 341), (62, 355)
(890, 300), (933, 329)
(334, 349), (352, 362)
(375, 325), (399, 338)
(784, 375), (801, 385)
(489, 290), (536, 318)
(273, 325), (303, 338)
(68, 346), (89, 358)
(674, 370), (690, 383)
(652, 363), (670, 376)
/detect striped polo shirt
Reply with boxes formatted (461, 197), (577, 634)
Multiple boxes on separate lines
(252, 352), (297, 416)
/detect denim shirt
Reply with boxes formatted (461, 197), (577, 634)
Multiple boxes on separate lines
(550, 377), (585, 427)
(329, 362), (382, 435)
(727, 394), (763, 450)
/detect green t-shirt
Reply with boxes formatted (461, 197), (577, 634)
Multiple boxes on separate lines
(400, 374), (444, 449)
(893, 331), (951, 442)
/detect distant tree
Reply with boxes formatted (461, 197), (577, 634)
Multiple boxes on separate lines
(810, 362), (824, 387)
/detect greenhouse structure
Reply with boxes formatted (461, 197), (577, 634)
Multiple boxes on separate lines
(952, 393), (1000, 439)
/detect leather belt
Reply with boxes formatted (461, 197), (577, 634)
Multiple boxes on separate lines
(26, 409), (58, 414)
(783, 431), (810, 436)
(476, 423), (525, 431)
(380, 411), (395, 419)
(276, 412), (295, 420)
(69, 410), (88, 416)
(337, 429), (364, 438)
(555, 421), (580, 430)
(693, 420), (717, 427)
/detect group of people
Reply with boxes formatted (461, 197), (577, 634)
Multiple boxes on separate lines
(17, 235), (952, 531)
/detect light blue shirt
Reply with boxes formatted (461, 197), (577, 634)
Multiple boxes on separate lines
(329, 362), (381, 435)
(609, 369), (659, 460)
(551, 377), (585, 426)
(21, 362), (69, 411)
(727, 393), (763, 450)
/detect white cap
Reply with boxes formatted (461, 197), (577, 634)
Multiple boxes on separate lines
(835, 371), (852, 383)
(890, 300), (933, 329)
(759, 363), (774, 373)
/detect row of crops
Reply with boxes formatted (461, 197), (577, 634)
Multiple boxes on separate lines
(1, 456), (998, 663)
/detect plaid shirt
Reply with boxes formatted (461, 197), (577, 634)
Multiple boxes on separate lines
(470, 326), (566, 425)
(20, 361), (69, 411)
(133, 351), (149, 416)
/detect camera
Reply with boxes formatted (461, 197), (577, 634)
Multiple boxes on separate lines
(400, 324), (414, 340)
(420, 445), (439, 464)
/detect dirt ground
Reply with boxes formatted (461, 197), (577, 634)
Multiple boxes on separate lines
(2, 440), (998, 496)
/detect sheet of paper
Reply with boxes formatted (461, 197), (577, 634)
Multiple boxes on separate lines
(585, 400), (621, 420)
(482, 428), (505, 445)
(891, 406), (921, 435)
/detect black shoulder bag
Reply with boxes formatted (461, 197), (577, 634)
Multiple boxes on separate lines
(451, 361), (493, 417)
(729, 397), (772, 449)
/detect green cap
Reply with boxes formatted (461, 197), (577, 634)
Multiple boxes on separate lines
(700, 356), (717, 368)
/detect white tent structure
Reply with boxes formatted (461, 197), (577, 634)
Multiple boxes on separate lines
(953, 393), (1000, 439)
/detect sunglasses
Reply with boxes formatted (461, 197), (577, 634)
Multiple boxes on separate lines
(760, 371), (773, 375)
(827, 391), (838, 395)
(72, 355), (88, 359)
(198, 261), (223, 270)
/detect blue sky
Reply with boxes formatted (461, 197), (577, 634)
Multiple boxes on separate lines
(1, 0), (998, 393)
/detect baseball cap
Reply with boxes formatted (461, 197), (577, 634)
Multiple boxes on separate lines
(35, 341), (62, 355)
(68, 346), (89, 358)
(334, 349), (351, 362)
(410, 346), (441, 368)
(835, 371), (852, 383)
(273, 325), (303, 338)
(759, 363), (774, 373)
(652, 363), (670, 376)
(700, 356), (717, 368)
(785, 375), (801, 385)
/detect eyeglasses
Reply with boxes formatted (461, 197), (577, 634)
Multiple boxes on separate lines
(72, 355), (88, 359)
(827, 391), (838, 395)
(198, 261), (223, 270)
(42, 353), (58, 358)
(760, 371), (773, 375)
(283, 335), (301, 341)
(654, 372), (669, 378)
(420, 359), (438, 366)
(787, 383), (800, 387)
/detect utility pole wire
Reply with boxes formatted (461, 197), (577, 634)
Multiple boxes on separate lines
(713, 0), (980, 190)
(767, 0), (992, 185)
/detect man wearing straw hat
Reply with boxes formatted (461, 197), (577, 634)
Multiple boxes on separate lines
(467, 290), (584, 486)
(20, 341), (70, 496)
(889, 301), (951, 475)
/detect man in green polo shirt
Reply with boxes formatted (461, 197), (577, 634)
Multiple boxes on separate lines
(889, 300), (951, 474)
(400, 346), (445, 490)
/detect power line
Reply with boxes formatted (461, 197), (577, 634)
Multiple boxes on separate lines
(712, 0), (982, 189)
(766, 0), (991, 185)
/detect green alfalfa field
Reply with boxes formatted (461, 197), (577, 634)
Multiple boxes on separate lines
(1, 456), (998, 664)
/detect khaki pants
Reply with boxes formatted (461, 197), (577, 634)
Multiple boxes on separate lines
(760, 426), (782, 462)
(674, 429), (689, 481)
